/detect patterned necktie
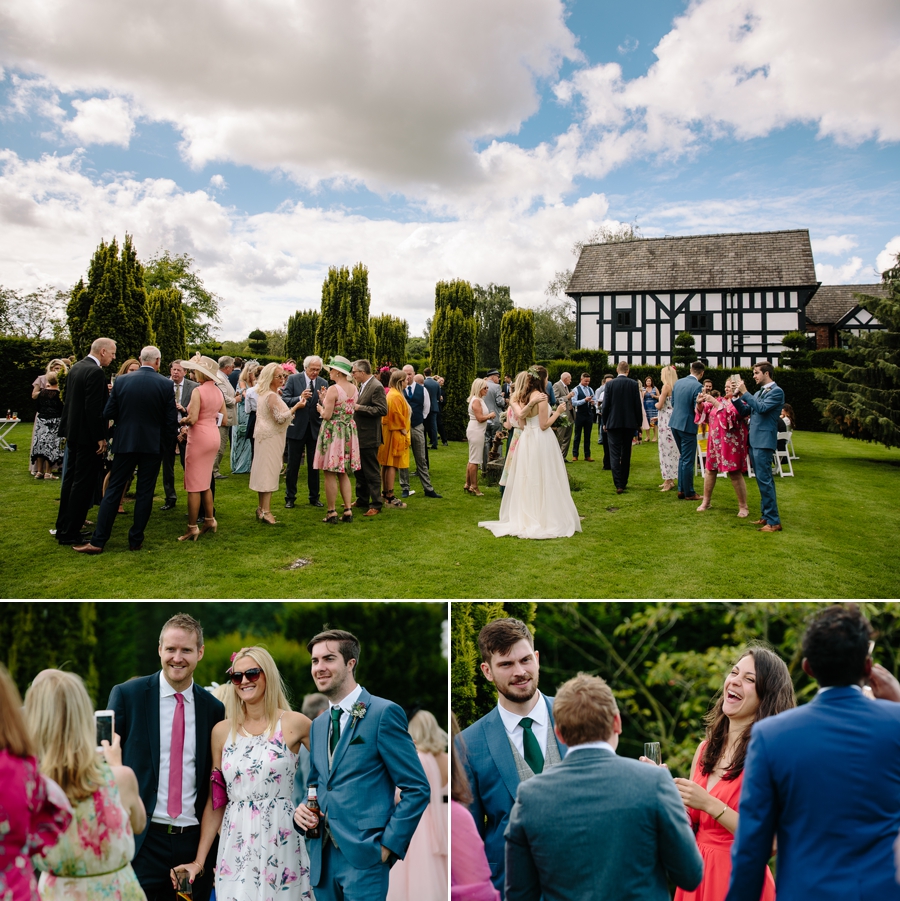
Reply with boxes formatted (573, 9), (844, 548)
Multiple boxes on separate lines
(167, 693), (185, 819)
(519, 717), (544, 774)
(330, 706), (342, 753)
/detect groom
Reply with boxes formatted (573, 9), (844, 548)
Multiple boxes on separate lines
(293, 629), (429, 901)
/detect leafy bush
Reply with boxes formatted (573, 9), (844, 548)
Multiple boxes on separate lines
(8, 336), (74, 422)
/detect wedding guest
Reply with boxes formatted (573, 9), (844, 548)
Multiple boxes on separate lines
(436, 376), (449, 445)
(350, 359), (388, 517)
(31, 371), (64, 479)
(781, 403), (796, 431)
(378, 369), (411, 509)
(642, 647), (794, 901)
(398, 364), (441, 499)
(229, 361), (255, 474)
(30, 358), (69, 476)
(0, 664), (72, 901)
(465, 378), (495, 496)
(601, 360), (643, 495)
(642, 377), (659, 442)
(100, 357), (143, 510)
(655, 365), (679, 491)
(283, 356), (327, 508)
(570, 372), (595, 461)
(161, 361), (198, 512)
(25, 669), (147, 901)
(212, 357), (236, 480)
(242, 363), (261, 460)
(671, 361), (705, 500)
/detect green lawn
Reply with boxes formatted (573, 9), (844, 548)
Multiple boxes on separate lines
(3, 425), (899, 598)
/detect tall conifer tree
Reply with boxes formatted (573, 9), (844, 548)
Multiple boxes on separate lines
(499, 308), (536, 378)
(315, 266), (348, 361)
(286, 309), (320, 361)
(371, 314), (408, 368)
(150, 287), (187, 371)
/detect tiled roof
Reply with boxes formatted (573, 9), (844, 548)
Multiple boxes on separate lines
(567, 229), (818, 294)
(805, 284), (886, 325)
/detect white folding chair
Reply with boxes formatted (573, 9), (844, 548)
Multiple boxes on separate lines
(745, 452), (755, 479)
(787, 432), (798, 460)
(695, 438), (707, 476)
(775, 432), (794, 477)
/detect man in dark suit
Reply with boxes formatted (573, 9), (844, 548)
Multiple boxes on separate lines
(506, 672), (702, 901)
(55, 337), (116, 545)
(351, 359), (388, 516)
(670, 360), (704, 500)
(283, 355), (327, 508)
(160, 361), (198, 511)
(422, 368), (442, 450)
(398, 364), (441, 499)
(570, 372), (595, 462)
(726, 604), (900, 901)
(457, 617), (567, 898)
(108, 612), (225, 901)
(601, 360), (643, 493)
(74, 346), (177, 554)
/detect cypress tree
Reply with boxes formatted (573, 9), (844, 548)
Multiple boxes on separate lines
(121, 234), (153, 357)
(371, 314), (408, 368)
(342, 263), (371, 361)
(499, 307), (536, 378)
(814, 258), (900, 448)
(430, 280), (477, 440)
(286, 309), (320, 361)
(315, 266), (349, 361)
(84, 238), (128, 356)
(67, 277), (91, 359)
(451, 602), (479, 728)
(475, 283), (514, 369)
(150, 287), (188, 371)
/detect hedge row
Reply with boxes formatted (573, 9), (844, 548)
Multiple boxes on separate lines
(6, 337), (75, 422)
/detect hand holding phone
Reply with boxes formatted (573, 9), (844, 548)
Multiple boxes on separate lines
(95, 709), (115, 751)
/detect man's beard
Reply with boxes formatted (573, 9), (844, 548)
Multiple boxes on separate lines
(498, 675), (539, 703)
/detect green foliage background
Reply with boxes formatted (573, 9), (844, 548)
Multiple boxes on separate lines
(286, 309), (320, 362)
(499, 308), (536, 379)
(431, 280), (477, 440)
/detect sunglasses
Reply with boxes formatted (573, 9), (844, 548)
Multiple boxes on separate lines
(229, 668), (263, 685)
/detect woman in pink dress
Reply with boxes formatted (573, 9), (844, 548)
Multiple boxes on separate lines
(178, 355), (227, 541)
(641, 647), (794, 901)
(694, 381), (750, 517)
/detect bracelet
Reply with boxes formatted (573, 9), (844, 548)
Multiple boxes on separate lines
(192, 862), (205, 877)
(712, 804), (728, 821)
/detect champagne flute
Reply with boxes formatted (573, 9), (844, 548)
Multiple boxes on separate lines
(643, 742), (662, 765)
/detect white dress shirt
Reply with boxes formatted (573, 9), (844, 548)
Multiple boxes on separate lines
(153, 671), (199, 826)
(565, 740), (615, 754)
(497, 691), (549, 760)
(405, 383), (431, 418)
(329, 683), (364, 738)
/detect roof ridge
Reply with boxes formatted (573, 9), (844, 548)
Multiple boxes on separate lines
(580, 228), (810, 249)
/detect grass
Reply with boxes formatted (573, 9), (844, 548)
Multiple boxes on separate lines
(2, 424), (899, 599)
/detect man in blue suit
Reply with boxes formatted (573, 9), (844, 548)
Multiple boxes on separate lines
(293, 629), (429, 901)
(74, 345), (178, 553)
(670, 360), (704, 500)
(733, 361), (785, 531)
(726, 604), (900, 901)
(283, 355), (328, 508)
(457, 617), (567, 898)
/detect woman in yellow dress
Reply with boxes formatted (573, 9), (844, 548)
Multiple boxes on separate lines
(377, 368), (411, 508)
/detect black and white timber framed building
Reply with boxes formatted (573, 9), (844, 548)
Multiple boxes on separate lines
(566, 229), (821, 368)
(804, 284), (886, 349)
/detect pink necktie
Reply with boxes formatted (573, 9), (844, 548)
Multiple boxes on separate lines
(168, 693), (185, 819)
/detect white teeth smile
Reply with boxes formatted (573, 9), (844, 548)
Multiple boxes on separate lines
(726, 690), (741, 701)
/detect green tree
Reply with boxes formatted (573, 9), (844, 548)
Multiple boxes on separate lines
(342, 263), (372, 361)
(143, 251), (221, 345)
(67, 277), (92, 358)
(673, 331), (697, 369)
(371, 314), (408, 368)
(532, 300), (575, 360)
(474, 283), (514, 369)
(814, 258), (900, 448)
(405, 336), (429, 360)
(781, 331), (812, 369)
(0, 286), (69, 339)
(499, 308), (536, 378)
(451, 603), (479, 728)
(149, 287), (188, 372)
(82, 238), (127, 356)
(430, 280), (477, 440)
(248, 329), (268, 355)
(315, 266), (349, 361)
(286, 309), (320, 362)
(120, 234), (154, 356)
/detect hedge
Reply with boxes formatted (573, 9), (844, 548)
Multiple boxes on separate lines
(7, 336), (75, 422)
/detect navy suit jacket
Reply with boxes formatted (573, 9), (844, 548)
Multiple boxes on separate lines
(457, 696), (567, 896)
(423, 377), (441, 414)
(601, 375), (642, 431)
(59, 356), (109, 447)
(670, 374), (702, 433)
(739, 382), (785, 451)
(283, 372), (327, 440)
(104, 365), (178, 456)
(107, 674), (225, 853)
(726, 686), (900, 901)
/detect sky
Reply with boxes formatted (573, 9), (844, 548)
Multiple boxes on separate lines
(1, 0), (898, 341)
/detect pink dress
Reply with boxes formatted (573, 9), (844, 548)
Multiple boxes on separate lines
(313, 384), (360, 475)
(450, 801), (499, 901)
(696, 399), (748, 473)
(184, 379), (223, 491)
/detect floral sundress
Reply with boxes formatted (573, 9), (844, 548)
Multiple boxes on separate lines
(313, 384), (361, 475)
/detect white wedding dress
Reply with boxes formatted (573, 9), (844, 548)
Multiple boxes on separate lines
(479, 407), (582, 539)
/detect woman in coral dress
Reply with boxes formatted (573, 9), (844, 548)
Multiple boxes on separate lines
(378, 369), (411, 508)
(642, 646), (794, 901)
(313, 356), (361, 523)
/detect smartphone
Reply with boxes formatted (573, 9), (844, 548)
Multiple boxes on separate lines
(95, 709), (115, 750)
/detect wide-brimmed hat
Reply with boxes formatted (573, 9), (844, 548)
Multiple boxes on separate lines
(325, 355), (353, 376)
(178, 353), (225, 384)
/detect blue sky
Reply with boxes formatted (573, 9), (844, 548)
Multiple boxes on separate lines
(1, 0), (897, 340)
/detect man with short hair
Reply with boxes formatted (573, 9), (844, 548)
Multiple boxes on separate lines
(457, 617), (567, 898)
(483, 370), (505, 466)
(601, 361), (642, 493)
(351, 359), (388, 516)
(670, 360), (705, 500)
(55, 336), (117, 545)
(733, 361), (785, 531)
(161, 361), (198, 511)
(398, 364), (441, 499)
(596, 374), (614, 469)
(422, 368), (441, 450)
(571, 372), (595, 462)
(74, 346), (178, 554)
(283, 355), (328, 507)
(726, 604), (900, 901)
(212, 356), (236, 479)
(107, 613), (226, 901)
(551, 372), (574, 461)
(293, 629), (429, 901)
(505, 672), (703, 901)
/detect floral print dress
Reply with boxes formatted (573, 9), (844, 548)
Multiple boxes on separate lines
(313, 384), (360, 475)
(656, 395), (679, 480)
(696, 399), (749, 473)
(217, 717), (312, 901)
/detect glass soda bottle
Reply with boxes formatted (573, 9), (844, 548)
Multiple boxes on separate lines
(306, 786), (321, 839)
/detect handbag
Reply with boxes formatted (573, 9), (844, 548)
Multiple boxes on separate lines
(210, 767), (228, 809)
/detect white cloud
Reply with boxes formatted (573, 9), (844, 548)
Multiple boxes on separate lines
(62, 96), (134, 147)
(815, 257), (865, 283)
(812, 234), (858, 257)
(617, 37), (638, 55)
(209, 174), (226, 190)
(876, 236), (900, 275)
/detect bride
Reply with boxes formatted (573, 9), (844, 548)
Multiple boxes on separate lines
(479, 368), (582, 539)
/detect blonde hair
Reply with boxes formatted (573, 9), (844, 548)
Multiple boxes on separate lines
(468, 378), (487, 404)
(510, 370), (534, 406)
(661, 365), (678, 390)
(46, 359), (69, 376)
(408, 710), (448, 755)
(389, 369), (406, 392)
(0, 664), (34, 757)
(256, 363), (285, 396)
(226, 646), (292, 741)
(24, 669), (105, 801)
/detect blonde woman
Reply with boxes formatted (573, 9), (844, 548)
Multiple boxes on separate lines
(465, 378), (495, 496)
(378, 368), (411, 508)
(30, 358), (69, 477)
(249, 363), (306, 524)
(174, 646), (313, 901)
(655, 364), (679, 491)
(387, 711), (448, 901)
(24, 670), (146, 901)
(230, 360), (257, 474)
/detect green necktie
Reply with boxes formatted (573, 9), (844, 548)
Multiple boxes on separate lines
(330, 706), (342, 754)
(519, 717), (544, 774)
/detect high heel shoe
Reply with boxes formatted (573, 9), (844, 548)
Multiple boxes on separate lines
(260, 511), (279, 525)
(199, 517), (217, 535)
(341, 510), (353, 523)
(255, 506), (263, 521)
(178, 524), (200, 542)
(322, 509), (338, 524)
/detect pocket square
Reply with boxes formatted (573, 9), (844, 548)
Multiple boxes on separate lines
(350, 735), (365, 745)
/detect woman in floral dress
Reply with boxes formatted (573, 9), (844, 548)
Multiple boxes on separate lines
(694, 381), (750, 517)
(175, 647), (313, 901)
(313, 356), (361, 523)
(655, 365), (679, 491)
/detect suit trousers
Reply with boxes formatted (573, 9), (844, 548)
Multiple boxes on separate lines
(355, 445), (383, 510)
(436, 411), (448, 444)
(572, 419), (593, 459)
(399, 424), (433, 492)
(133, 828), (216, 901)
(213, 425), (229, 475)
(750, 446), (780, 525)
(606, 428), (634, 490)
(161, 440), (186, 503)
(555, 422), (572, 459)
(90, 452), (162, 548)
(55, 441), (103, 542)
(424, 412), (439, 448)
(672, 428), (697, 496)
(285, 427), (321, 502)
(315, 840), (390, 901)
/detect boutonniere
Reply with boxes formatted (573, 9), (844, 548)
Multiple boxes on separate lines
(350, 702), (367, 726)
